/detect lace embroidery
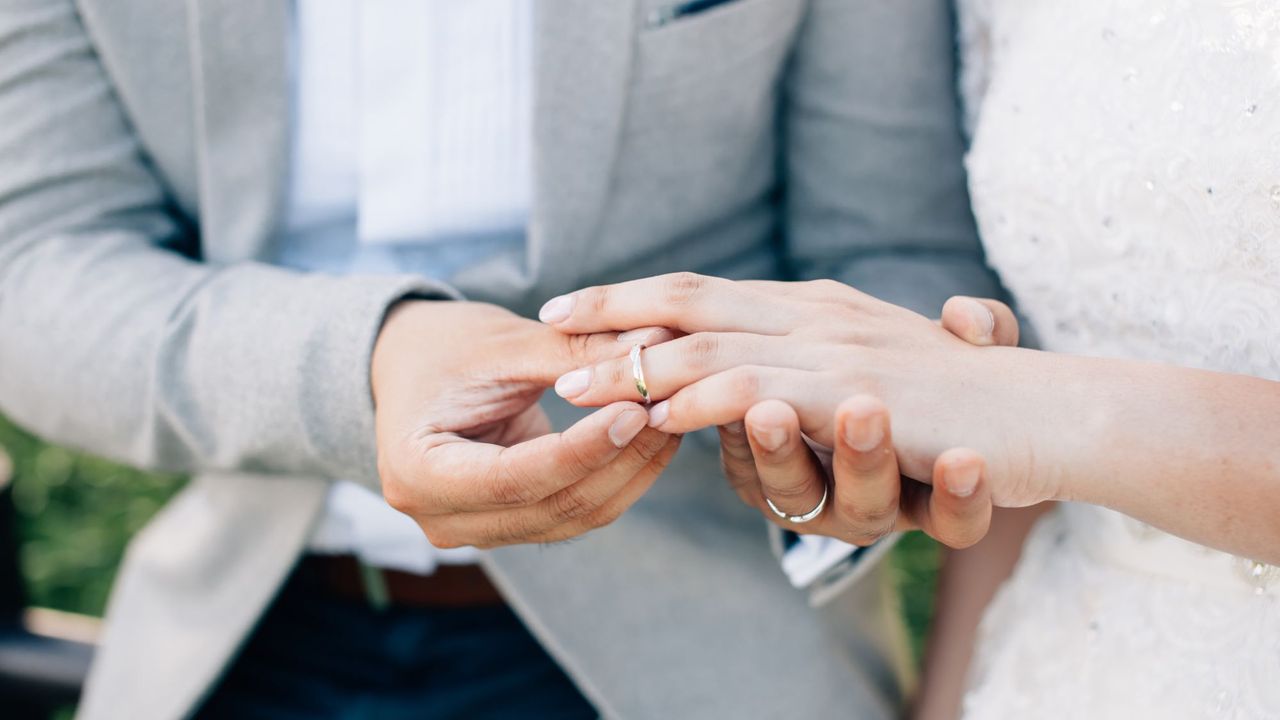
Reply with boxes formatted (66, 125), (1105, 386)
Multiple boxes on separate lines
(957, 1), (1280, 717)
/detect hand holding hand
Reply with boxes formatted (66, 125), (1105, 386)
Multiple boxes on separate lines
(541, 274), (1042, 546)
(712, 296), (1018, 548)
(371, 300), (681, 548)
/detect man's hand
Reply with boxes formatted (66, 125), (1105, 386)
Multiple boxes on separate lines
(719, 296), (1019, 548)
(371, 300), (681, 549)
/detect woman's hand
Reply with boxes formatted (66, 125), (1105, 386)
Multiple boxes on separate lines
(540, 273), (1057, 510)
(709, 296), (1018, 547)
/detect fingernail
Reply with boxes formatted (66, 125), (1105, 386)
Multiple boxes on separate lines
(947, 464), (981, 498)
(617, 328), (656, 345)
(647, 400), (670, 428)
(608, 410), (648, 448)
(968, 299), (995, 338)
(844, 412), (885, 453)
(752, 425), (788, 453)
(538, 294), (575, 323)
(554, 368), (592, 399)
(722, 421), (745, 435)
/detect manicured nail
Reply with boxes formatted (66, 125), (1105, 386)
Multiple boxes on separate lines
(967, 299), (995, 338)
(647, 400), (670, 428)
(752, 425), (788, 453)
(608, 409), (648, 448)
(538, 294), (575, 323)
(946, 463), (981, 498)
(554, 368), (592, 399)
(844, 412), (885, 453)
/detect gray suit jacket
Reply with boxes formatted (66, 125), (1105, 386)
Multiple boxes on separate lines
(0, 1), (1003, 717)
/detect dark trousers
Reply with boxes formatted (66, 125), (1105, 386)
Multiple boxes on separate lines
(197, 559), (596, 719)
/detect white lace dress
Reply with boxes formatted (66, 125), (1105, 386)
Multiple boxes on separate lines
(956, 1), (1280, 717)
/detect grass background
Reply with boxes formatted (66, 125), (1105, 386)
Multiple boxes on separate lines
(0, 414), (941, 658)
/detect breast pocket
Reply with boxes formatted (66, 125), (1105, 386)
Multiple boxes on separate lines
(605, 0), (803, 242)
(634, 0), (801, 83)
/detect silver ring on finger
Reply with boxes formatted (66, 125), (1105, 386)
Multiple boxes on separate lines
(630, 343), (651, 404)
(765, 482), (828, 524)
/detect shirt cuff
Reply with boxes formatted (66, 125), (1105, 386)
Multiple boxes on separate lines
(773, 435), (899, 605)
(779, 530), (902, 606)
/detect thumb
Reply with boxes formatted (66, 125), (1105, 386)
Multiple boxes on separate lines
(940, 296), (1020, 348)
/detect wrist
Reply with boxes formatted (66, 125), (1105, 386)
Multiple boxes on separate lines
(962, 346), (1098, 506)
(370, 298), (436, 409)
(1004, 349), (1118, 505)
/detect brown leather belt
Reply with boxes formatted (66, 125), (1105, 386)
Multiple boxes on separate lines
(303, 555), (505, 609)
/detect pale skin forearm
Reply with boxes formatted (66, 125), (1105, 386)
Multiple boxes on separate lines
(914, 354), (1280, 718)
(539, 274), (1280, 562)
(994, 347), (1280, 563)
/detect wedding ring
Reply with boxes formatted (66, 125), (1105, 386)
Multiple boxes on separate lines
(766, 482), (829, 524)
(630, 344), (650, 404)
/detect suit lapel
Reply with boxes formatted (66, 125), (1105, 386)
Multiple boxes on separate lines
(527, 0), (639, 294)
(186, 0), (290, 262)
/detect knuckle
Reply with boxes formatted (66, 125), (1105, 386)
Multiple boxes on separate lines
(662, 272), (706, 306)
(485, 514), (531, 548)
(835, 496), (897, 534)
(606, 360), (630, 390)
(684, 333), (720, 370)
(763, 476), (816, 501)
(938, 521), (986, 550)
(806, 278), (847, 297)
(588, 286), (611, 316)
(548, 485), (600, 523)
(719, 436), (754, 464)
(586, 501), (628, 531)
(565, 332), (596, 364)
(629, 427), (670, 458)
(491, 476), (533, 507)
(381, 476), (416, 516)
(422, 524), (464, 550)
(375, 452), (396, 486)
(945, 532), (983, 550)
(727, 367), (762, 403)
(488, 458), (539, 507)
(718, 423), (753, 457)
(845, 527), (891, 547)
(556, 434), (598, 479)
(721, 457), (757, 491)
(381, 477), (406, 510)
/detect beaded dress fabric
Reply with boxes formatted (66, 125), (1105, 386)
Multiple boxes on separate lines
(956, 1), (1280, 717)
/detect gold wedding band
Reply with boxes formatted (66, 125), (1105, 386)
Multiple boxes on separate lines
(630, 344), (650, 404)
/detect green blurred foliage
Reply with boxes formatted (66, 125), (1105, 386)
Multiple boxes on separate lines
(0, 413), (941, 658)
(890, 531), (941, 660)
(0, 416), (185, 616)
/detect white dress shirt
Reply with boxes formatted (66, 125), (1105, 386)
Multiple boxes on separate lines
(283, 0), (532, 575)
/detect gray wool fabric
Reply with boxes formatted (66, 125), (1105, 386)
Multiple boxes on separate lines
(0, 1), (1002, 718)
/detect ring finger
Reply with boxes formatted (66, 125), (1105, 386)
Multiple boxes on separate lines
(553, 332), (798, 406)
(824, 396), (903, 545)
(744, 400), (829, 525)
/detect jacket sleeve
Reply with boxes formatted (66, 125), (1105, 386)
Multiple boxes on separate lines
(0, 2), (452, 487)
(781, 0), (1009, 317)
